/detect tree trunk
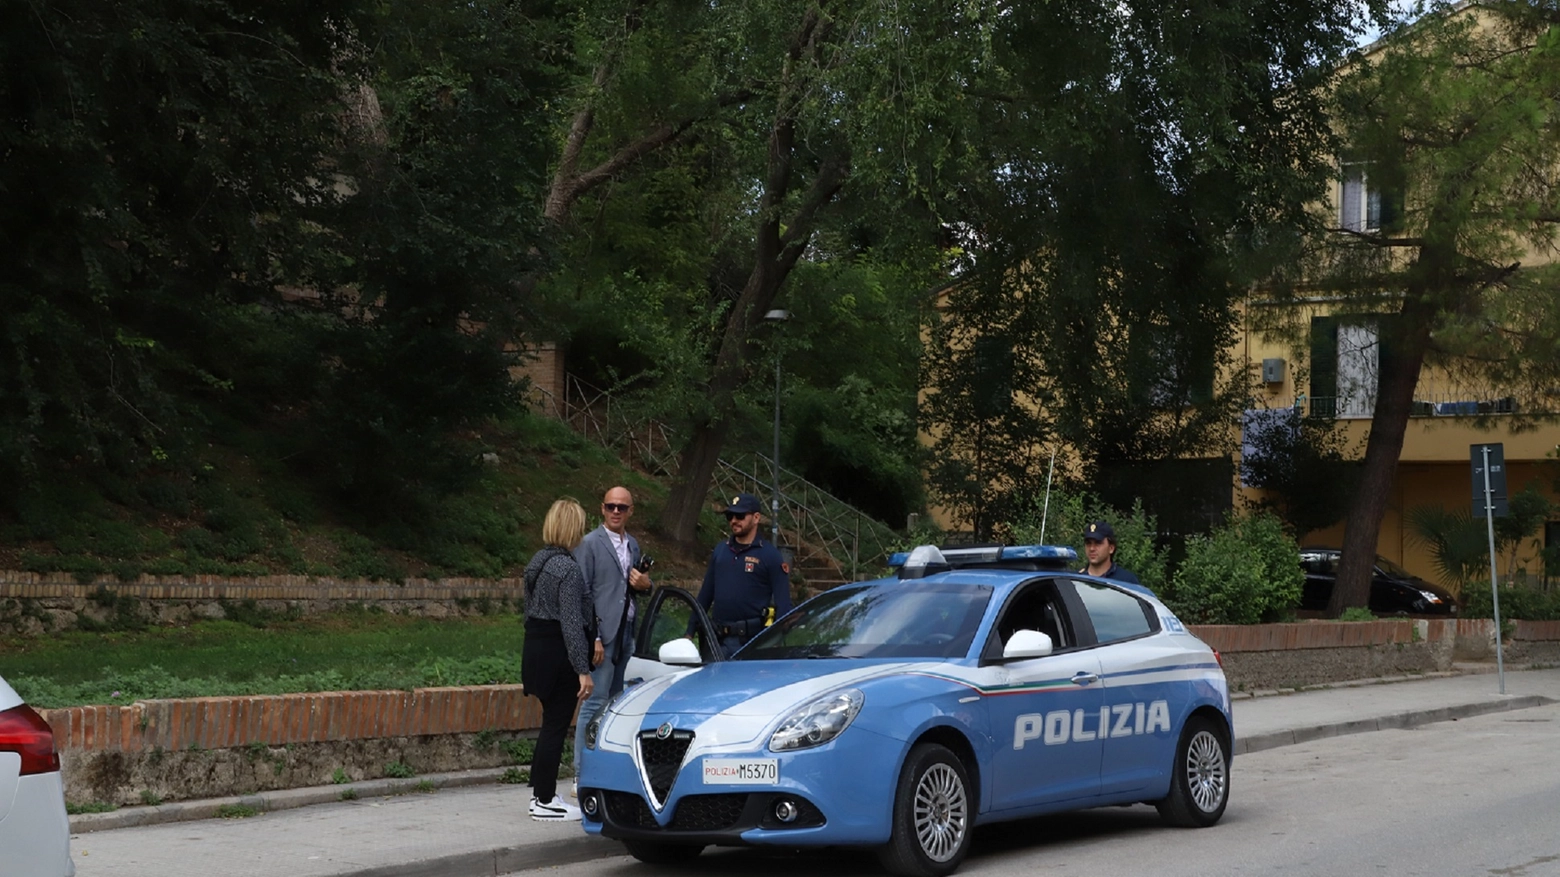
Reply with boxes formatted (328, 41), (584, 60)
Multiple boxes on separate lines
(1328, 290), (1437, 615)
(656, 7), (842, 545)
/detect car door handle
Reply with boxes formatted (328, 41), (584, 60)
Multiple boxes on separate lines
(1070, 672), (1099, 686)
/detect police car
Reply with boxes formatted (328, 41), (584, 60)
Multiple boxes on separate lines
(578, 544), (1232, 877)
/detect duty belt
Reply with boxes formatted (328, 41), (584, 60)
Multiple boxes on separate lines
(714, 616), (764, 640)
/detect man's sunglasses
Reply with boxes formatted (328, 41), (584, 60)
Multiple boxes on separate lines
(724, 512), (751, 521)
(603, 503), (631, 513)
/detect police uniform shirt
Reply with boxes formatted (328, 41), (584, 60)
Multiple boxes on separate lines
(695, 536), (793, 626)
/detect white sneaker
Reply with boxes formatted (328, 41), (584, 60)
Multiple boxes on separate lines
(572, 777), (578, 799)
(530, 795), (582, 822)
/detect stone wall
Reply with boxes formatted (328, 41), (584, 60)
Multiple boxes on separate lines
(0, 571), (526, 636)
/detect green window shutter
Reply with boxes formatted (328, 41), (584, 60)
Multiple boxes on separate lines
(1309, 316), (1338, 418)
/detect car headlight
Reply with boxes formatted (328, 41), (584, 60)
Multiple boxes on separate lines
(585, 714), (600, 750)
(1418, 590), (1444, 604)
(769, 689), (864, 752)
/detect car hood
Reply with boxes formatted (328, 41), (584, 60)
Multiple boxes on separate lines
(611, 658), (938, 720)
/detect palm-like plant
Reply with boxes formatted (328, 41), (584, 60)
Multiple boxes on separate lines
(1405, 506), (1486, 591)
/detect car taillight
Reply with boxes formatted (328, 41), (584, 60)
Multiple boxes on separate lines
(1212, 649), (1224, 669)
(0, 703), (61, 775)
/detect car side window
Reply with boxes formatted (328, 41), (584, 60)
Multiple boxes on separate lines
(1301, 552), (1337, 576)
(984, 580), (1070, 660)
(1072, 580), (1154, 645)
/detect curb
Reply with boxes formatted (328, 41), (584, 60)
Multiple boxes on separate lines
(328, 836), (625, 877)
(1234, 693), (1557, 755)
(69, 766), (517, 834)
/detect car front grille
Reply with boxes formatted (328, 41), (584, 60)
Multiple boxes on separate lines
(668, 794), (747, 831)
(637, 727), (695, 805)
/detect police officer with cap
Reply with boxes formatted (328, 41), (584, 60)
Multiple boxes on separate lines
(695, 492), (793, 658)
(1080, 520), (1143, 587)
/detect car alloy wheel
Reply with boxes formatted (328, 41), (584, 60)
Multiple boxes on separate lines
(1184, 729), (1227, 813)
(879, 743), (972, 877)
(913, 761), (967, 862)
(1156, 715), (1230, 828)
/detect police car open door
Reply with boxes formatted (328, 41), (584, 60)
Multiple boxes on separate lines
(624, 585), (724, 686)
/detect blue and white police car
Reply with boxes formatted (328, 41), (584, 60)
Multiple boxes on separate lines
(577, 544), (1232, 877)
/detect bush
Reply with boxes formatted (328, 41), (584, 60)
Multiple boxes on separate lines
(1005, 490), (1168, 596)
(1459, 582), (1560, 621)
(1167, 512), (1303, 624)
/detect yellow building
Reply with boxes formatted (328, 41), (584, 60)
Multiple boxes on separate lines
(1237, 296), (1559, 586)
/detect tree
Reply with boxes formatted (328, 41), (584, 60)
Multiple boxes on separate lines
(1, 0), (363, 491)
(921, 0), (1386, 535)
(0, 0), (572, 524)
(531, 0), (988, 544)
(1294, 3), (1560, 613)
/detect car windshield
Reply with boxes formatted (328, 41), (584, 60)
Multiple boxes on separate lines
(1374, 555), (1416, 579)
(738, 581), (993, 660)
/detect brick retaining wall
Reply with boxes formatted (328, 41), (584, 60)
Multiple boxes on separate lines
(21, 605), (1560, 804)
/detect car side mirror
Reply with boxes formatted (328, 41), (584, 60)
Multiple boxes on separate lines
(659, 637), (703, 666)
(1003, 629), (1054, 659)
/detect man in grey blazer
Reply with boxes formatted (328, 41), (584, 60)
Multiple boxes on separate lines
(571, 485), (652, 778)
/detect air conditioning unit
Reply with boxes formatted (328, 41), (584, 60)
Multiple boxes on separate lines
(1261, 358), (1286, 384)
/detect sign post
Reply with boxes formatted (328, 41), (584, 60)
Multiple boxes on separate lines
(1471, 443), (1507, 694)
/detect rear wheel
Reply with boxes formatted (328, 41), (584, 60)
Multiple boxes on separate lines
(622, 839), (705, 864)
(877, 743), (972, 877)
(1155, 715), (1230, 827)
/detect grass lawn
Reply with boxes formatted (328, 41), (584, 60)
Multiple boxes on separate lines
(1, 610), (527, 708)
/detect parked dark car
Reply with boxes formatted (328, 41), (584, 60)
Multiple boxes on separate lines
(1299, 548), (1459, 616)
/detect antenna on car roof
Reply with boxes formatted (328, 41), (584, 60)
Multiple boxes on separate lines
(1039, 447), (1056, 543)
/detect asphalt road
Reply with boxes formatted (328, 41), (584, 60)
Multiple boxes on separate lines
(503, 702), (1560, 877)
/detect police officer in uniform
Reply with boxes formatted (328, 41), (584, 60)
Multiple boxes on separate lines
(1079, 520), (1145, 588)
(696, 493), (793, 658)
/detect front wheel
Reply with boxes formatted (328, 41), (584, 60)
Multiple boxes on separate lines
(877, 743), (973, 877)
(622, 839), (705, 864)
(1155, 714), (1230, 827)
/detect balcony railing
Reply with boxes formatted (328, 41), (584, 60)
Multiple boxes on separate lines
(1288, 394), (1520, 420)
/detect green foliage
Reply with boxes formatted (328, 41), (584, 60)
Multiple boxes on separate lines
(1168, 512), (1304, 625)
(65, 802), (118, 815)
(2, 613), (526, 708)
(1005, 489), (1169, 598)
(332, 768), (351, 785)
(500, 738), (537, 766)
(1410, 481), (1555, 589)
(383, 761), (415, 779)
(216, 804), (260, 819)
(1406, 505), (1488, 589)
(1459, 583), (1560, 622)
(922, 0), (1384, 536)
(1338, 607), (1377, 622)
(412, 780), (436, 793)
(339, 788), (360, 801)
(0, 0), (572, 550)
(497, 767), (529, 785)
(139, 790), (163, 807)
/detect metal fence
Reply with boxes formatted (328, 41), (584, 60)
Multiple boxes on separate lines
(528, 375), (899, 587)
(714, 452), (900, 585)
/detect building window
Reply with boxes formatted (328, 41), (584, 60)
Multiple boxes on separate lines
(1309, 315), (1392, 419)
(1340, 163), (1400, 233)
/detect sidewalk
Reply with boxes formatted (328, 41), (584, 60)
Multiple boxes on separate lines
(68, 666), (1560, 877)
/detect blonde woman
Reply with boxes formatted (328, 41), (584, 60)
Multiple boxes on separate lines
(520, 498), (595, 821)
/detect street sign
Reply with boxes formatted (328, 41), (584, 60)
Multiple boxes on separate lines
(1472, 442), (1509, 694)
(1471, 443), (1508, 518)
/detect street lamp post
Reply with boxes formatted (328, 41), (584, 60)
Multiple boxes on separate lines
(763, 309), (790, 546)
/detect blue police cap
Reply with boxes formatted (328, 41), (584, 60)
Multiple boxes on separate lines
(1083, 520), (1116, 542)
(724, 493), (763, 515)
